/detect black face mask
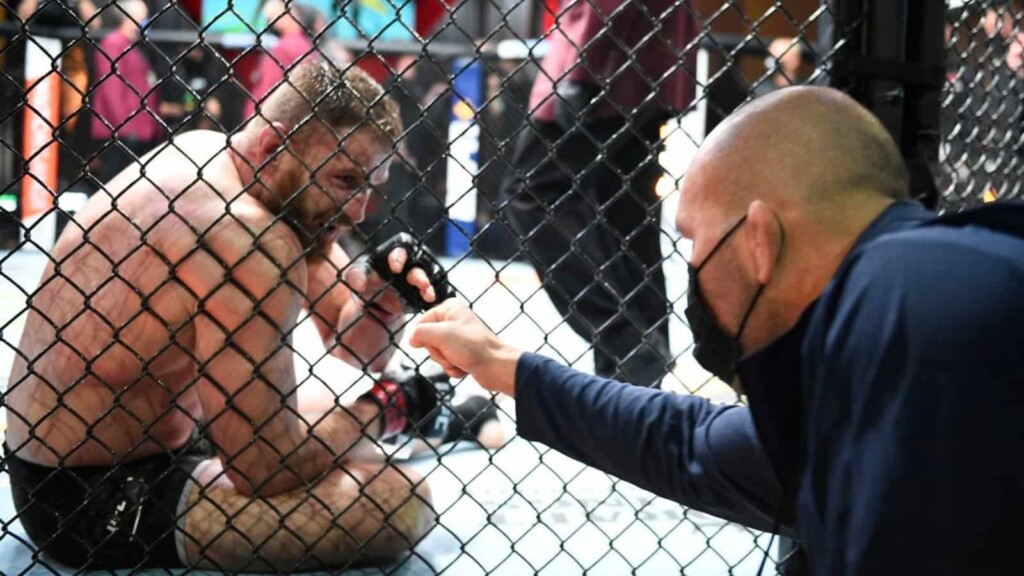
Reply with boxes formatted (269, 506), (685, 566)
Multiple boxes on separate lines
(684, 215), (767, 385)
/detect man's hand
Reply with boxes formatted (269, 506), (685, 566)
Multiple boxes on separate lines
(343, 246), (436, 323)
(410, 299), (522, 397)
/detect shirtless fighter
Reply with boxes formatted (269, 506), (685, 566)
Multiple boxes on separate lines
(4, 62), (490, 571)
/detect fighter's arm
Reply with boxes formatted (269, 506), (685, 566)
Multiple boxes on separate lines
(305, 241), (436, 372)
(184, 221), (373, 497)
(411, 300), (791, 534)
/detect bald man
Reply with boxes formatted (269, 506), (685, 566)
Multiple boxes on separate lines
(5, 63), (460, 571)
(412, 87), (1024, 574)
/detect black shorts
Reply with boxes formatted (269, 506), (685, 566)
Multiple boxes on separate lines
(5, 439), (216, 569)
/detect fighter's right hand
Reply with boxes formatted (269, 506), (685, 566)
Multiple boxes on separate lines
(409, 299), (522, 397)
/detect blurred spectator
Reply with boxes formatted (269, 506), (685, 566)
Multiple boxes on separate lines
(14, 0), (97, 27)
(90, 0), (163, 185)
(14, 0), (99, 131)
(356, 55), (452, 252)
(296, 3), (354, 65)
(963, 1), (1023, 202)
(243, 0), (315, 121)
(983, 2), (1018, 48)
(1010, 31), (1024, 77)
(161, 45), (226, 133)
(475, 54), (535, 259)
(754, 37), (804, 96)
(501, 0), (699, 387)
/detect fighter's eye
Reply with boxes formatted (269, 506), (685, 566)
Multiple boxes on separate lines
(338, 175), (361, 188)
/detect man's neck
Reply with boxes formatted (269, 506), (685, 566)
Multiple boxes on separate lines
(757, 198), (897, 348)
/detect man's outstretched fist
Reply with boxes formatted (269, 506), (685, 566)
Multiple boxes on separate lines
(409, 299), (522, 397)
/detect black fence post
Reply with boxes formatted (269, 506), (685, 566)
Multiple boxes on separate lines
(828, 0), (947, 209)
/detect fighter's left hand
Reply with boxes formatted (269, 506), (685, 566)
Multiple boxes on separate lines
(344, 233), (450, 320)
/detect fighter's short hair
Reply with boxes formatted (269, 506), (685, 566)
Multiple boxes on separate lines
(257, 61), (403, 145)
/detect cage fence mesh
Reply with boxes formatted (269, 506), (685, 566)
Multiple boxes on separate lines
(941, 0), (1024, 208)
(0, 0), (1014, 574)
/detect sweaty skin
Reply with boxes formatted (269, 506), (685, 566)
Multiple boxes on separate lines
(6, 128), (437, 569)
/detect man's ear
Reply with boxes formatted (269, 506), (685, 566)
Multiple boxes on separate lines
(746, 200), (783, 285)
(256, 121), (290, 168)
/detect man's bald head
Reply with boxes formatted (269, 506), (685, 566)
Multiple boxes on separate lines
(686, 87), (909, 228)
(678, 87), (913, 357)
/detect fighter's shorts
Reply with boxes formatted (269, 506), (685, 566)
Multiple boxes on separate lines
(5, 439), (216, 569)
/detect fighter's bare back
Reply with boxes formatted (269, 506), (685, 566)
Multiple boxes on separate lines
(7, 131), (299, 467)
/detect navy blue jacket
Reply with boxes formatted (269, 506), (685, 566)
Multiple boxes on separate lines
(515, 201), (1024, 574)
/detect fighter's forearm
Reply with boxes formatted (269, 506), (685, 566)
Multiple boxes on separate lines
(281, 401), (379, 478)
(330, 300), (405, 372)
(225, 401), (379, 497)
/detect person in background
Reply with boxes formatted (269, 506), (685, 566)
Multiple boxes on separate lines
(161, 44), (226, 133)
(754, 37), (804, 96)
(1009, 30), (1024, 76)
(965, 0), (1023, 202)
(500, 0), (700, 388)
(355, 54), (448, 253)
(413, 86), (1024, 575)
(90, 0), (164, 185)
(243, 0), (315, 121)
(296, 3), (354, 65)
(15, 0), (99, 131)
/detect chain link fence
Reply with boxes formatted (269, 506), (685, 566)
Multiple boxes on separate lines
(0, 0), (1014, 573)
(941, 0), (1024, 208)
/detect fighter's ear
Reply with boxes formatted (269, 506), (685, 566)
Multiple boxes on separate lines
(746, 200), (783, 285)
(256, 121), (290, 166)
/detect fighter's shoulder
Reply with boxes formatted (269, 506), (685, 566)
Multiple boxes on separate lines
(191, 197), (300, 268)
(157, 131), (233, 180)
(155, 135), (301, 277)
(176, 200), (303, 300)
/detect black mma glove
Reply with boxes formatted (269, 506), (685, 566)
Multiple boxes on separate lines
(361, 233), (452, 313)
(360, 360), (455, 441)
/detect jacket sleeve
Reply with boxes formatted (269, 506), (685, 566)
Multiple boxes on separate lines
(514, 352), (793, 535)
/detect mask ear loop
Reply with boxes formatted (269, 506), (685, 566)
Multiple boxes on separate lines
(753, 210), (791, 576)
(694, 214), (749, 273)
(773, 210), (787, 264)
(734, 283), (765, 338)
(735, 210), (786, 340)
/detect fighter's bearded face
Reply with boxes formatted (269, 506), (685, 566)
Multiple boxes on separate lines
(262, 125), (393, 252)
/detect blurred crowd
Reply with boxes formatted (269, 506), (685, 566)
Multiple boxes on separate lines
(942, 1), (1024, 202)
(0, 0), (1021, 250)
(0, 0), (543, 255)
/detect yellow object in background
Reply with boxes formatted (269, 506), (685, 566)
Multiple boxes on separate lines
(984, 188), (999, 203)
